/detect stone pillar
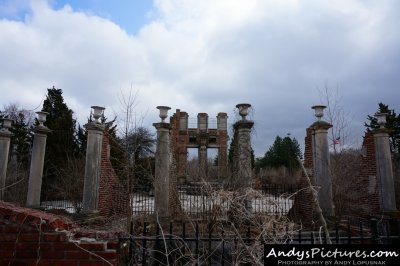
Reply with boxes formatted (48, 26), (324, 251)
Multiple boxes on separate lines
(197, 113), (208, 180)
(154, 106), (172, 219)
(373, 113), (397, 212)
(179, 112), (188, 131)
(198, 145), (207, 179)
(82, 106), (105, 214)
(26, 112), (51, 208)
(232, 104), (254, 189)
(311, 105), (334, 216)
(217, 113), (228, 179)
(0, 118), (13, 200)
(197, 113), (208, 132)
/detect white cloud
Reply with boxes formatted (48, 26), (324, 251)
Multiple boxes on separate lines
(1, 0), (399, 155)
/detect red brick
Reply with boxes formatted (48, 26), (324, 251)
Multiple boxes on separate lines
(46, 261), (77, 266)
(52, 242), (79, 251)
(91, 251), (117, 260)
(6, 261), (37, 266)
(0, 242), (15, 250)
(36, 261), (55, 266)
(48, 219), (71, 231)
(0, 251), (14, 258)
(79, 262), (112, 266)
(3, 224), (22, 233)
(106, 242), (118, 250)
(40, 251), (65, 259)
(64, 251), (90, 259)
(15, 250), (38, 259)
(18, 233), (40, 242)
(74, 232), (96, 239)
(78, 242), (105, 251)
(42, 233), (67, 242)
(16, 242), (52, 251)
(0, 234), (17, 241)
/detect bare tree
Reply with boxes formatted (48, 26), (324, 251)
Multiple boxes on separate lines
(52, 155), (85, 212)
(319, 85), (357, 153)
(318, 85), (360, 218)
(115, 89), (156, 231)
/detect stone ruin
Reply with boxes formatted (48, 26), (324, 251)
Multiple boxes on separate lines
(0, 103), (398, 224)
(170, 109), (229, 183)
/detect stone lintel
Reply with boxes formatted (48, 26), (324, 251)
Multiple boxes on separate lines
(310, 120), (332, 131)
(233, 120), (254, 130)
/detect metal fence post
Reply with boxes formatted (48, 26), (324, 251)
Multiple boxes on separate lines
(370, 218), (379, 244)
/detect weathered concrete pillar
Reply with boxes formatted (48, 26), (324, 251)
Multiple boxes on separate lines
(0, 118), (13, 201)
(311, 105), (334, 216)
(26, 112), (51, 207)
(232, 104), (254, 189)
(82, 106), (105, 214)
(154, 106), (172, 219)
(373, 113), (397, 212)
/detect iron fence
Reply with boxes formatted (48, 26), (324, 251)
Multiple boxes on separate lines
(130, 184), (300, 218)
(38, 184), (299, 218)
(132, 188), (154, 215)
(120, 218), (400, 265)
(40, 199), (82, 214)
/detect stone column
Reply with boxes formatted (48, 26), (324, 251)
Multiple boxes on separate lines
(197, 113), (208, 180)
(232, 104), (254, 212)
(26, 112), (51, 208)
(232, 104), (254, 189)
(82, 106), (105, 214)
(197, 113), (208, 132)
(154, 106), (171, 219)
(311, 105), (334, 216)
(217, 113), (228, 179)
(0, 118), (13, 201)
(198, 145), (207, 179)
(373, 113), (397, 212)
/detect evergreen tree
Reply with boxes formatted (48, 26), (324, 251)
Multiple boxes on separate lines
(256, 135), (302, 173)
(10, 112), (32, 169)
(41, 86), (79, 198)
(75, 124), (87, 155)
(364, 102), (400, 154)
(124, 127), (155, 161)
(1, 104), (33, 169)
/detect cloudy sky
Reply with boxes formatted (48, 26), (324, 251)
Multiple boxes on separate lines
(1, 0), (399, 156)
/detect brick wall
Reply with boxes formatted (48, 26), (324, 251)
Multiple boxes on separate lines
(289, 127), (315, 226)
(290, 130), (382, 224)
(169, 154), (182, 218)
(98, 132), (128, 217)
(350, 132), (381, 217)
(0, 201), (122, 265)
(170, 109), (229, 183)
